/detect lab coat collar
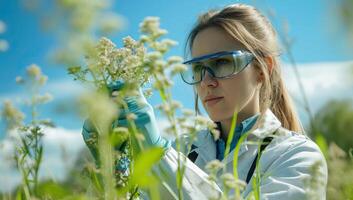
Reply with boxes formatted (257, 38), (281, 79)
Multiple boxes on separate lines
(222, 108), (282, 165)
(193, 109), (282, 166)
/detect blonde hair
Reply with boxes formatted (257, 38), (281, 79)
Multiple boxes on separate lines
(185, 3), (303, 133)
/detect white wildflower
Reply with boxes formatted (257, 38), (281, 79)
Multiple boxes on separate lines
(139, 16), (160, 34)
(113, 127), (129, 134)
(143, 88), (153, 97)
(0, 20), (6, 34)
(176, 116), (187, 124)
(161, 39), (177, 47)
(135, 133), (145, 142)
(123, 36), (137, 49)
(126, 113), (137, 121)
(1, 100), (25, 130)
(221, 173), (246, 189)
(15, 76), (24, 84)
(155, 103), (171, 113)
(34, 93), (53, 104)
(97, 37), (116, 54)
(38, 75), (48, 86)
(210, 129), (220, 141)
(154, 29), (168, 38)
(195, 115), (211, 126)
(146, 51), (162, 61)
(26, 64), (42, 79)
(171, 63), (187, 76)
(154, 60), (167, 69)
(182, 109), (194, 117)
(0, 39), (9, 52)
(205, 160), (225, 172)
(139, 35), (149, 43)
(167, 56), (183, 65)
(170, 100), (182, 110)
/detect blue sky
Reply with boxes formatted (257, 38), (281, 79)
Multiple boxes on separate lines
(0, 0), (352, 132)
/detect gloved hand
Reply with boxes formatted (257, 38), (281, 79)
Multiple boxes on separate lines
(109, 80), (171, 150)
(82, 81), (171, 163)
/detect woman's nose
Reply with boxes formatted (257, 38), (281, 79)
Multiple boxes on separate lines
(200, 69), (219, 88)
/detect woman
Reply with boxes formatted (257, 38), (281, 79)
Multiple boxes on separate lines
(82, 3), (328, 199)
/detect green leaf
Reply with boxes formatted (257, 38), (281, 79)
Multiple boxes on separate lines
(67, 66), (82, 75)
(36, 181), (70, 198)
(315, 133), (328, 158)
(15, 189), (22, 200)
(129, 147), (164, 187)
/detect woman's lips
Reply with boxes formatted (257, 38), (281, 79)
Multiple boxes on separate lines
(204, 97), (224, 106)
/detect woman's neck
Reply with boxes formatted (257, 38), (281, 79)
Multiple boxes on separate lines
(219, 88), (261, 141)
(219, 111), (259, 141)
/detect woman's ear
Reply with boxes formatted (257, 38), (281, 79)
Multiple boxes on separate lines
(256, 56), (274, 83)
(265, 56), (274, 75)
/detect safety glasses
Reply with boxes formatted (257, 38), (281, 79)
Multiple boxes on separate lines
(181, 50), (254, 85)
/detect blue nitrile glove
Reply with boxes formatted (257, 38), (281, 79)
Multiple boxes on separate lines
(81, 81), (171, 165)
(109, 80), (171, 150)
(82, 119), (100, 166)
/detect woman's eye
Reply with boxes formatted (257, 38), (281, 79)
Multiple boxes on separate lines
(192, 64), (203, 72)
(215, 59), (230, 66)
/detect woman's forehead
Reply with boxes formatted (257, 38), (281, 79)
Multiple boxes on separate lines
(191, 27), (246, 58)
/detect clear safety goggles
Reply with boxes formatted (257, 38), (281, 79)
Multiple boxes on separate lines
(181, 50), (254, 85)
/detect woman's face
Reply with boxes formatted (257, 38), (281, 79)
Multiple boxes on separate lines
(192, 27), (261, 122)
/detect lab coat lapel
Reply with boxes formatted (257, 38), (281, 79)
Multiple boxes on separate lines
(222, 109), (282, 166)
(192, 130), (217, 166)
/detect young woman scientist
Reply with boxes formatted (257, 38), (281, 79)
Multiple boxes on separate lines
(82, 3), (328, 200)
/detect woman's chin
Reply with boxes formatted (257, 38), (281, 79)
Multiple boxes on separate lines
(207, 112), (227, 122)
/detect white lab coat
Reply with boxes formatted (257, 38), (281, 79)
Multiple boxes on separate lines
(155, 109), (328, 200)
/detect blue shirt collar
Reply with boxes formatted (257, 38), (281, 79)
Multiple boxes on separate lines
(215, 113), (260, 160)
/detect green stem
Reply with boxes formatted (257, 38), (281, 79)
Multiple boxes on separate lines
(253, 142), (262, 200)
(222, 111), (238, 175)
(91, 120), (115, 199)
(16, 154), (32, 199)
(224, 111), (238, 157)
(154, 75), (184, 200)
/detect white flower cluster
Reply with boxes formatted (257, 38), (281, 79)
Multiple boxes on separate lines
(86, 36), (148, 87)
(205, 159), (224, 182)
(70, 16), (186, 95)
(26, 64), (48, 85)
(0, 20), (8, 52)
(0, 100), (25, 130)
(205, 160), (247, 198)
(139, 17), (186, 78)
(220, 173), (246, 190)
(15, 64), (53, 109)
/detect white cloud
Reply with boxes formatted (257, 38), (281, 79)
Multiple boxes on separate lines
(283, 61), (353, 98)
(281, 61), (353, 125)
(0, 127), (84, 193)
(44, 78), (86, 99)
(0, 77), (85, 103)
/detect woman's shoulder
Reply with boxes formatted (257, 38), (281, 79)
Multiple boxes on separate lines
(265, 127), (325, 159)
(263, 127), (328, 176)
(269, 127), (322, 153)
(252, 127), (328, 199)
